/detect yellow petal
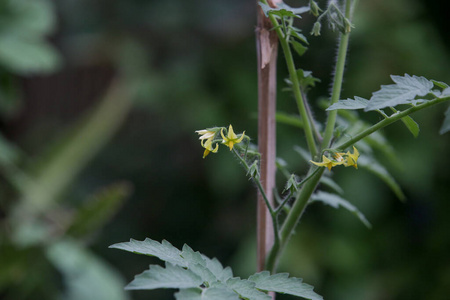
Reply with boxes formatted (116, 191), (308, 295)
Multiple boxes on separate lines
(203, 148), (210, 159)
(227, 125), (237, 140)
(220, 128), (227, 141)
(235, 131), (246, 144)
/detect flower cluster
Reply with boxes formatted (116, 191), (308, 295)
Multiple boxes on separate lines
(195, 125), (246, 158)
(310, 146), (359, 171)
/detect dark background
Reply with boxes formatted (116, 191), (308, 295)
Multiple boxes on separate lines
(1, 0), (450, 299)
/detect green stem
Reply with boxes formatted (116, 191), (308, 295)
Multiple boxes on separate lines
(266, 14), (317, 157)
(336, 96), (450, 150)
(321, 0), (353, 150)
(274, 191), (293, 216)
(231, 147), (280, 245)
(265, 0), (356, 273)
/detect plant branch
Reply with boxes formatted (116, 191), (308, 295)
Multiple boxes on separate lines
(262, 7), (317, 157)
(335, 96), (450, 150)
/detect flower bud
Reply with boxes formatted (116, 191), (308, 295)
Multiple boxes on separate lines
(311, 21), (322, 36)
(284, 174), (299, 193)
(247, 160), (260, 179)
(309, 0), (321, 17)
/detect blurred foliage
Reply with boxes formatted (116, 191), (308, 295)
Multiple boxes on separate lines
(1, 0), (450, 300)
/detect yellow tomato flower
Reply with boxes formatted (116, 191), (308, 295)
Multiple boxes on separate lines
(195, 129), (216, 141)
(310, 155), (344, 171)
(221, 125), (245, 151)
(343, 146), (359, 169)
(201, 138), (219, 159)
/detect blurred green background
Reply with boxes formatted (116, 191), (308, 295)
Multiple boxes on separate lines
(1, 0), (449, 300)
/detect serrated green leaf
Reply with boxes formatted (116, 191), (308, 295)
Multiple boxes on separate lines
(202, 256), (233, 283)
(249, 271), (323, 300)
(226, 277), (271, 300)
(290, 40), (308, 56)
(111, 238), (233, 288)
(439, 106), (450, 135)
(310, 191), (371, 229)
(125, 263), (203, 290)
(110, 238), (187, 267)
(180, 244), (233, 283)
(358, 156), (405, 201)
(365, 74), (434, 111)
(181, 245), (217, 284)
(327, 96), (369, 111)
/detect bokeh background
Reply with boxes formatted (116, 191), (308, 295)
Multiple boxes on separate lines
(1, 0), (450, 299)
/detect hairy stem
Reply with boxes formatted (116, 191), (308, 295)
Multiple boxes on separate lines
(321, 0), (353, 150)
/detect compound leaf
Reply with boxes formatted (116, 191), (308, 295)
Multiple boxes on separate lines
(365, 74), (433, 111)
(112, 239), (321, 299)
